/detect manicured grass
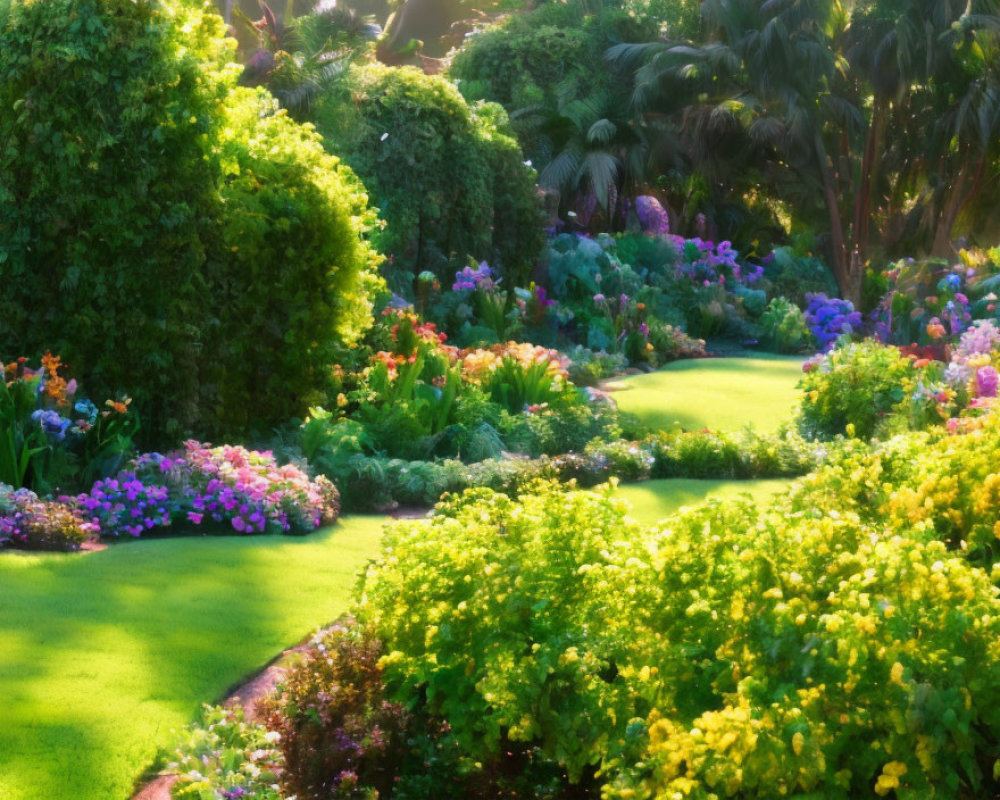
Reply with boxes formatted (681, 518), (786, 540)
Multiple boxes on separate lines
(612, 355), (805, 434)
(0, 517), (386, 800)
(617, 477), (789, 526)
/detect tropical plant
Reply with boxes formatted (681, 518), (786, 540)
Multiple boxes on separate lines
(610, 0), (1000, 302)
(451, 3), (664, 222)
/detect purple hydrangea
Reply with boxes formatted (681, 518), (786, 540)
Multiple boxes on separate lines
(805, 293), (863, 351)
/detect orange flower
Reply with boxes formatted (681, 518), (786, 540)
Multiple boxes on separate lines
(40, 351), (69, 406)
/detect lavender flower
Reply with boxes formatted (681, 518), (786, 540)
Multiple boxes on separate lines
(976, 366), (999, 398)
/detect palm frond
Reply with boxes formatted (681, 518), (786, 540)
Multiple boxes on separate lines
(539, 148), (583, 192)
(576, 151), (620, 210)
(587, 118), (618, 145)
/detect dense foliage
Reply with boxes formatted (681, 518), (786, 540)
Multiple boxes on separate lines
(311, 63), (543, 292)
(449, 4), (661, 219)
(309, 425), (817, 512)
(0, 0), (381, 442)
(351, 477), (1000, 799)
(611, 0), (1000, 299)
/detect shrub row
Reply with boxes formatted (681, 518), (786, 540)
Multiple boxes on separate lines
(317, 427), (819, 512)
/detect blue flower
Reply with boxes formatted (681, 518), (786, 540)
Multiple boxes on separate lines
(74, 398), (98, 422)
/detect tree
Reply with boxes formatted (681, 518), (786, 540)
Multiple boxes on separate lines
(612, 0), (1000, 302)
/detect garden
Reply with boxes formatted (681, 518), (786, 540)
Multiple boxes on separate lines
(5, 0), (1000, 798)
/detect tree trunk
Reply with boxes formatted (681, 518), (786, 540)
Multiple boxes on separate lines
(814, 132), (851, 299)
(853, 101), (886, 268)
(931, 154), (985, 258)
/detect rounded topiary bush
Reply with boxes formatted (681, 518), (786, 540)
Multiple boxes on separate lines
(0, 0), (381, 442)
(312, 63), (543, 292)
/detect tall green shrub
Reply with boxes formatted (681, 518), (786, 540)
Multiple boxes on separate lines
(0, 0), (381, 441)
(312, 64), (543, 291)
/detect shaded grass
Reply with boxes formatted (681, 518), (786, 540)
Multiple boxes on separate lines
(0, 517), (386, 800)
(1, 358), (805, 799)
(617, 478), (789, 527)
(613, 356), (804, 434)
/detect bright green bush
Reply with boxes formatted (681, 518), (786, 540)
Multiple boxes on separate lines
(798, 341), (915, 440)
(760, 296), (814, 353)
(312, 64), (543, 292)
(0, 0), (381, 441)
(358, 480), (1000, 799)
(204, 88), (383, 431)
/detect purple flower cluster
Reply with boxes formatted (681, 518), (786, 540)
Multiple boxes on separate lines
(452, 262), (496, 292)
(954, 320), (1000, 363)
(976, 366), (999, 398)
(805, 294), (863, 350)
(634, 195), (670, 235)
(69, 442), (340, 539)
(189, 478), (272, 533)
(676, 238), (761, 287)
(72, 475), (172, 537)
(144, 442), (340, 535)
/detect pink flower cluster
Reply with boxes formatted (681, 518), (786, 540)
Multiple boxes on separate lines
(71, 442), (341, 538)
(147, 442), (341, 535)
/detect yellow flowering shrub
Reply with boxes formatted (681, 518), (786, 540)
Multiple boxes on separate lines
(358, 478), (1000, 798)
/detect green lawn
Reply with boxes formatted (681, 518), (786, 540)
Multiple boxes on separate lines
(1, 356), (806, 800)
(612, 355), (805, 434)
(0, 517), (386, 800)
(617, 477), (790, 526)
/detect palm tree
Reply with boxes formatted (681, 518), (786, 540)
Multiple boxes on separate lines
(611, 0), (1000, 302)
(234, 1), (380, 116)
(515, 77), (648, 221)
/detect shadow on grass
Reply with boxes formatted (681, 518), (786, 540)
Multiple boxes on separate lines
(0, 516), (387, 800)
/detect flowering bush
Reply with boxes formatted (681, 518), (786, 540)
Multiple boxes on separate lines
(634, 195), (671, 235)
(356, 479), (1000, 799)
(0, 484), (96, 551)
(804, 293), (863, 350)
(72, 475), (172, 539)
(798, 341), (915, 439)
(869, 250), (1000, 346)
(462, 342), (570, 414)
(71, 442), (339, 538)
(1, 353), (137, 492)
